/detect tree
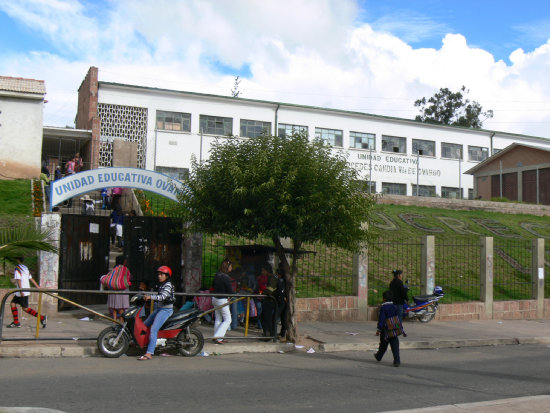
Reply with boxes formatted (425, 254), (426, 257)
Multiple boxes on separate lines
(176, 133), (377, 342)
(1, 224), (58, 278)
(231, 76), (241, 98)
(414, 86), (493, 129)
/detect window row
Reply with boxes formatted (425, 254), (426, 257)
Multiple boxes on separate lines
(374, 182), (473, 199)
(156, 111), (491, 161)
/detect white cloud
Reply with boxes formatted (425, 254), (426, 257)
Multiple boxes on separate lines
(1, 0), (549, 138)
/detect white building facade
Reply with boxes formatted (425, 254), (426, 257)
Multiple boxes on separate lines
(78, 67), (550, 199)
(0, 76), (46, 179)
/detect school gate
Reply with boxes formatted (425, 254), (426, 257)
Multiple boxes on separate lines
(58, 214), (183, 308)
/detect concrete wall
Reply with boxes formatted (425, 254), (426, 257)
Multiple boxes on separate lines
(0, 97), (43, 179)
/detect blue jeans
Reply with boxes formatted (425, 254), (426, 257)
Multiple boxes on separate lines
(144, 307), (173, 355)
(395, 304), (404, 321)
(255, 300), (263, 329)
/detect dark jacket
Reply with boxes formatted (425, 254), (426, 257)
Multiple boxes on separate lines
(213, 272), (234, 298)
(377, 301), (400, 333)
(389, 277), (408, 305)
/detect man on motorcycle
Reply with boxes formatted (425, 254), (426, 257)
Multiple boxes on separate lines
(138, 265), (175, 360)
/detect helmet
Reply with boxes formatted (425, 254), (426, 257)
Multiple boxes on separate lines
(433, 286), (443, 295)
(157, 266), (172, 277)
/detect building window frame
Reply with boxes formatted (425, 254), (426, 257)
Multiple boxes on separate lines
(441, 186), (463, 199)
(156, 110), (191, 132)
(315, 127), (343, 147)
(240, 119), (271, 138)
(199, 115), (233, 136)
(441, 142), (463, 160)
(412, 139), (435, 156)
(381, 135), (406, 154)
(468, 145), (489, 162)
(350, 131), (375, 150)
(382, 182), (407, 195)
(412, 184), (436, 197)
(278, 123), (308, 137)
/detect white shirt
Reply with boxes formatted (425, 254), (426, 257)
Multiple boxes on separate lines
(14, 264), (32, 297)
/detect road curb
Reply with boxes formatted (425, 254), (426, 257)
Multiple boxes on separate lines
(2, 336), (549, 358)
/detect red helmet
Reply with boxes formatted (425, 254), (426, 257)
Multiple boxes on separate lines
(157, 266), (172, 277)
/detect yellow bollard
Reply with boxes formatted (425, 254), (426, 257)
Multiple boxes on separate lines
(244, 297), (250, 337)
(35, 292), (43, 338)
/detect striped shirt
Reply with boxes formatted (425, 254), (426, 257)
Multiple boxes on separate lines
(150, 281), (174, 309)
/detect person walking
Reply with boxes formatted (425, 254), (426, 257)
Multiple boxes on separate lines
(8, 257), (47, 329)
(211, 258), (234, 344)
(374, 290), (405, 367)
(138, 266), (175, 360)
(106, 255), (132, 323)
(389, 269), (408, 320)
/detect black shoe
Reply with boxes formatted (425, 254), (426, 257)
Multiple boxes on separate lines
(41, 315), (47, 329)
(7, 322), (21, 328)
(374, 354), (381, 362)
(393, 362), (400, 367)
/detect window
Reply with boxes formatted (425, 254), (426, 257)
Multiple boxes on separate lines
(350, 132), (375, 150)
(156, 111), (191, 132)
(381, 135), (406, 153)
(441, 186), (463, 199)
(492, 148), (502, 155)
(412, 139), (435, 156)
(315, 127), (343, 147)
(382, 182), (406, 195)
(441, 142), (463, 159)
(468, 145), (488, 162)
(278, 123), (308, 137)
(468, 188), (474, 200)
(155, 166), (189, 181)
(412, 184), (436, 197)
(240, 119), (271, 138)
(199, 115), (233, 136)
(356, 180), (376, 193)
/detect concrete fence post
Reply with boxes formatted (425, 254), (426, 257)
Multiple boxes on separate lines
(532, 238), (545, 318)
(421, 235), (435, 295)
(480, 237), (494, 319)
(352, 248), (369, 321)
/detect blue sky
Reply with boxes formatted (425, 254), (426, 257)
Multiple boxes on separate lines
(357, 0), (550, 62)
(0, 0), (549, 136)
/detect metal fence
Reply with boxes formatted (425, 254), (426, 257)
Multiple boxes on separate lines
(368, 237), (423, 306)
(494, 239), (534, 301)
(435, 239), (481, 303)
(201, 234), (353, 298)
(546, 243), (550, 299)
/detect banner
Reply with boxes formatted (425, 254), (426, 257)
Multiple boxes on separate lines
(50, 167), (184, 209)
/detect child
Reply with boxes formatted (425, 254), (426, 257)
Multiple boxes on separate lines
(8, 257), (47, 328)
(374, 290), (405, 367)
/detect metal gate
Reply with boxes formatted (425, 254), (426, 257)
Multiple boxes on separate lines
(59, 214), (111, 307)
(124, 216), (183, 296)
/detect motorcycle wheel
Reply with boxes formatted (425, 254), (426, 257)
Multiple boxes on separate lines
(97, 326), (130, 358)
(419, 305), (436, 323)
(176, 328), (204, 357)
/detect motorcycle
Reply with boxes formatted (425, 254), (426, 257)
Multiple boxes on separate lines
(97, 294), (205, 358)
(403, 282), (444, 323)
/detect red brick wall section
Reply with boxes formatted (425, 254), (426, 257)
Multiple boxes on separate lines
(295, 296), (359, 322)
(76, 66), (100, 169)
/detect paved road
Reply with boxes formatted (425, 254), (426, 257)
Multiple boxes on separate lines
(1, 345), (549, 412)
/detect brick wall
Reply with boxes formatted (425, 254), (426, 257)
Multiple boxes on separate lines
(296, 296), (359, 322)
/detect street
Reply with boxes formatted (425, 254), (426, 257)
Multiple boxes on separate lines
(1, 345), (549, 412)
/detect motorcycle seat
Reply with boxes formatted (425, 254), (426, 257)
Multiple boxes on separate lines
(412, 294), (438, 302)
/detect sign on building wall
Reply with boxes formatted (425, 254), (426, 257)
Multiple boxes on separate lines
(50, 167), (184, 209)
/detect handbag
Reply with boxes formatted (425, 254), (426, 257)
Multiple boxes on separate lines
(385, 315), (404, 339)
(100, 265), (130, 290)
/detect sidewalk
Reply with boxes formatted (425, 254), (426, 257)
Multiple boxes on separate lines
(2, 306), (550, 357)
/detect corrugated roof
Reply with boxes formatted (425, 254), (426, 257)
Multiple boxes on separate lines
(0, 76), (46, 95)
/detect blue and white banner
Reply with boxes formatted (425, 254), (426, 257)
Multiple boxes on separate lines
(50, 167), (184, 209)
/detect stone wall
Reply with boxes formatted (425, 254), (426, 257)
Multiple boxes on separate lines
(378, 194), (550, 216)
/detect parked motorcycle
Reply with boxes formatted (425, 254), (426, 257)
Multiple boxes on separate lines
(403, 282), (444, 323)
(97, 294), (204, 358)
